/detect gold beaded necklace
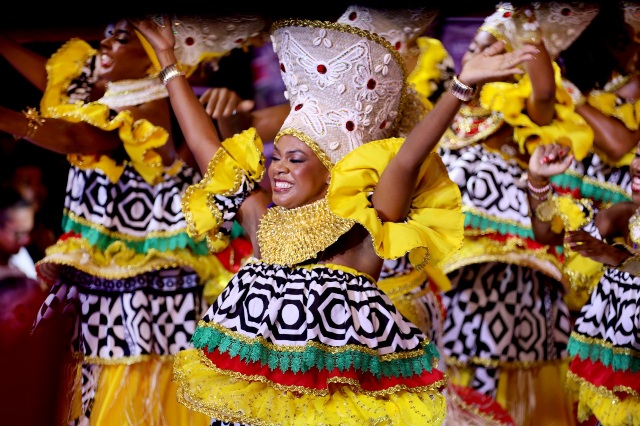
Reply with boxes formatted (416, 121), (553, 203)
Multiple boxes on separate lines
(256, 198), (355, 266)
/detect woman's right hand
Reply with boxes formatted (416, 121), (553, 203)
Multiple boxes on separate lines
(528, 143), (574, 181)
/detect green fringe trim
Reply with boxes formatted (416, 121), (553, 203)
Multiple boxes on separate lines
(61, 214), (210, 255)
(191, 326), (439, 379)
(551, 174), (631, 204)
(567, 337), (640, 373)
(464, 211), (535, 240)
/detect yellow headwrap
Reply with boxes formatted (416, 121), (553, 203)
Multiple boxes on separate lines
(134, 30), (161, 75)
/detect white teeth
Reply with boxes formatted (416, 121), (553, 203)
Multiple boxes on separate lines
(101, 54), (112, 65)
(275, 181), (293, 189)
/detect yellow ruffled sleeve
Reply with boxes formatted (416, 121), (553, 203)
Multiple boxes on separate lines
(182, 128), (265, 252)
(327, 138), (464, 270)
(39, 38), (169, 185)
(480, 62), (594, 161)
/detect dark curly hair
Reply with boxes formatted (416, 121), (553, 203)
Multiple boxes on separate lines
(558, 0), (635, 93)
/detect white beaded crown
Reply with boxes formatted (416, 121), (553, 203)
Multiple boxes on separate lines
(479, 2), (599, 59)
(271, 20), (407, 169)
(154, 14), (269, 76)
(623, 1), (640, 38)
(336, 6), (438, 57)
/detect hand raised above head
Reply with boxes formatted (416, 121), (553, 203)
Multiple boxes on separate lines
(528, 143), (574, 180)
(458, 41), (539, 87)
(128, 15), (176, 56)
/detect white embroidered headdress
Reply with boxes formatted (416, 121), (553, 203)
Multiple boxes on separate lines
(336, 6), (438, 57)
(623, 1), (640, 40)
(271, 20), (407, 169)
(152, 14), (269, 76)
(479, 2), (599, 59)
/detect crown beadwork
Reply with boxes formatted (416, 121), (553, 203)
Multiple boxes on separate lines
(271, 19), (407, 167)
(152, 14), (269, 77)
(336, 6), (438, 58)
(479, 2), (599, 59)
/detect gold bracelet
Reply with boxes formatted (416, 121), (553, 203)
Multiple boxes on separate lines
(158, 63), (184, 85)
(533, 198), (556, 223)
(22, 107), (45, 139)
(618, 255), (640, 276)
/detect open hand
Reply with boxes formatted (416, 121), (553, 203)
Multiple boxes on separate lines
(128, 15), (175, 57)
(458, 40), (539, 86)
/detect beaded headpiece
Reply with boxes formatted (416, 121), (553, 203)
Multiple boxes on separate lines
(151, 14), (269, 77)
(479, 2), (599, 59)
(271, 20), (407, 169)
(336, 6), (438, 57)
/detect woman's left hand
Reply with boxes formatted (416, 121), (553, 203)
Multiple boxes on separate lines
(458, 40), (539, 87)
(565, 230), (630, 266)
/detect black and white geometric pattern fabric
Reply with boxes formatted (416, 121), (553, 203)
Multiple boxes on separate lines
(203, 260), (427, 351)
(441, 262), (571, 396)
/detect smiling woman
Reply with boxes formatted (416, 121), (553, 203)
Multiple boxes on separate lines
(131, 9), (539, 424)
(0, 17), (240, 425)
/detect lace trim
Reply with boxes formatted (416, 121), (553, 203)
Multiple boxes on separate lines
(99, 75), (168, 109)
(191, 321), (439, 378)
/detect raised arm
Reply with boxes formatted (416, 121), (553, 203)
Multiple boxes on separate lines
(514, 5), (556, 126)
(130, 17), (222, 173)
(372, 41), (539, 222)
(0, 32), (49, 92)
(526, 143), (574, 245)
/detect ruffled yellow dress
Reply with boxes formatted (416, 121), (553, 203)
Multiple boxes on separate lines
(436, 62), (593, 426)
(174, 129), (465, 425)
(32, 38), (226, 426)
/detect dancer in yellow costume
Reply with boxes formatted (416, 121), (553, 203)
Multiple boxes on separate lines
(435, 3), (598, 425)
(133, 11), (538, 426)
(0, 14), (267, 425)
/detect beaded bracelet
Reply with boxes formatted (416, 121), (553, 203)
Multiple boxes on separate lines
(22, 106), (45, 139)
(527, 179), (550, 193)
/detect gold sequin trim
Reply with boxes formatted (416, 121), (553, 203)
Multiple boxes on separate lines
(446, 355), (568, 370)
(257, 198), (355, 266)
(82, 353), (174, 366)
(200, 320), (434, 360)
(275, 128), (334, 171)
(570, 332), (640, 359)
(566, 370), (639, 399)
(193, 348), (446, 397)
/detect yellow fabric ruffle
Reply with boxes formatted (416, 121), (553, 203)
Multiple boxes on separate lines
(566, 372), (640, 425)
(407, 36), (451, 112)
(37, 235), (227, 294)
(586, 91), (640, 167)
(181, 128), (265, 252)
(40, 38), (169, 185)
(327, 138), (464, 271)
(543, 196), (604, 295)
(442, 234), (565, 283)
(68, 356), (210, 426)
(480, 62), (594, 161)
(174, 348), (447, 426)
